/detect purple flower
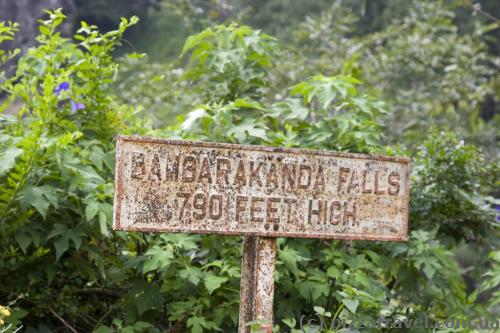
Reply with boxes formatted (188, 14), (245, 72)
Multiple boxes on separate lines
(496, 204), (500, 222)
(70, 99), (85, 112)
(54, 81), (70, 95)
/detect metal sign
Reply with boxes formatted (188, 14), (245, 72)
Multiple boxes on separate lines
(113, 135), (411, 333)
(113, 136), (410, 241)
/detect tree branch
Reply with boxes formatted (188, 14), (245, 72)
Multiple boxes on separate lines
(50, 309), (79, 333)
(74, 288), (123, 298)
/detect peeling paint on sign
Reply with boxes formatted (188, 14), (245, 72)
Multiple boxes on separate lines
(113, 136), (410, 240)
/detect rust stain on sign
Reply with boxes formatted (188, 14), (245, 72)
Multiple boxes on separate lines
(113, 136), (411, 241)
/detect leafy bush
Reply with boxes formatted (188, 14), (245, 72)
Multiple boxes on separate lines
(284, 0), (500, 149)
(0, 7), (498, 333)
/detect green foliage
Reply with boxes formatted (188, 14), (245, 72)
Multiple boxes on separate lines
(0, 9), (146, 332)
(128, 0), (499, 152)
(292, 0), (499, 149)
(178, 25), (386, 154)
(0, 5), (499, 333)
(410, 131), (499, 246)
(479, 250), (500, 309)
(115, 58), (193, 127)
(0, 21), (20, 67)
(181, 23), (277, 103)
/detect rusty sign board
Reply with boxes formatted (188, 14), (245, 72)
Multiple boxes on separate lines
(113, 136), (410, 240)
(113, 135), (411, 333)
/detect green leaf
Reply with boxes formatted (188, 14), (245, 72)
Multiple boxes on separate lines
(85, 201), (99, 221)
(422, 263), (437, 280)
(181, 28), (215, 56)
(326, 266), (341, 279)
(47, 224), (85, 259)
(314, 306), (325, 315)
(298, 281), (329, 302)
(39, 25), (50, 35)
(282, 318), (296, 328)
(284, 98), (309, 121)
(187, 315), (221, 333)
(0, 147), (22, 176)
(229, 119), (268, 142)
(489, 250), (500, 262)
(391, 243), (408, 257)
(124, 280), (164, 317)
(93, 326), (114, 333)
(99, 210), (111, 237)
(204, 274), (228, 295)
(53, 236), (69, 261)
(187, 317), (204, 333)
(342, 299), (359, 313)
(467, 290), (478, 303)
(182, 108), (209, 131)
(233, 98), (264, 110)
(278, 246), (307, 277)
(15, 232), (32, 253)
(143, 246), (174, 273)
(179, 266), (204, 286)
(161, 234), (199, 251)
(19, 185), (58, 219)
(31, 197), (50, 219)
(4, 307), (28, 328)
(127, 52), (146, 59)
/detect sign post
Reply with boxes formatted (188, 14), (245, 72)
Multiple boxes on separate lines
(113, 136), (411, 332)
(239, 236), (276, 333)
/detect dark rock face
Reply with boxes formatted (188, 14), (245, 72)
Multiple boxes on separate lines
(0, 0), (75, 110)
(0, 0), (76, 54)
(0, 0), (155, 68)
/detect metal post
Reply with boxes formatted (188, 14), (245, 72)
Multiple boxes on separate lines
(239, 236), (276, 333)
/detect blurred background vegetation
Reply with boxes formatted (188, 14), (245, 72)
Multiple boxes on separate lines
(1, 0), (499, 147)
(0, 1), (499, 332)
